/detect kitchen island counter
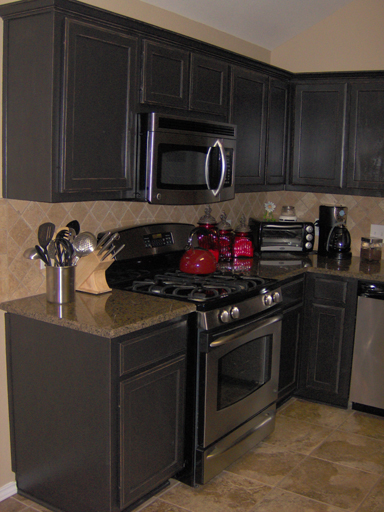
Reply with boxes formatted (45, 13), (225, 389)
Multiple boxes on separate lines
(0, 288), (196, 338)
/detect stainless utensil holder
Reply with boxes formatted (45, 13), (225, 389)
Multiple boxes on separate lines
(46, 266), (75, 303)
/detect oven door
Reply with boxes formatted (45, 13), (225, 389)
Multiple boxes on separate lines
(198, 312), (282, 448)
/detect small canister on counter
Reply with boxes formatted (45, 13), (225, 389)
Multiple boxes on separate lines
(197, 206), (220, 262)
(217, 212), (234, 261)
(360, 237), (383, 261)
(233, 215), (254, 258)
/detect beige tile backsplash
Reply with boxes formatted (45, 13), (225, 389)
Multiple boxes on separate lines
(2, 190), (384, 302)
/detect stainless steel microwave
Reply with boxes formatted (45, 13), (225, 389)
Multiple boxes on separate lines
(249, 219), (315, 252)
(136, 113), (236, 205)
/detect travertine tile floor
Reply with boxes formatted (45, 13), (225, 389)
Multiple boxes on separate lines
(2, 399), (384, 512)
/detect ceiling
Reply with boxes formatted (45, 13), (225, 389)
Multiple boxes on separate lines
(141, 0), (355, 50)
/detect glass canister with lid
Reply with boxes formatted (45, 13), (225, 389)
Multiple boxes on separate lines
(360, 237), (383, 261)
(233, 215), (254, 258)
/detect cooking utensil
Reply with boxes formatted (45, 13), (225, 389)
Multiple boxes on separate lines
(66, 220), (80, 236)
(179, 227), (217, 274)
(38, 222), (55, 266)
(73, 232), (97, 258)
(111, 244), (125, 260)
(101, 245), (116, 261)
(35, 245), (50, 266)
(23, 247), (40, 260)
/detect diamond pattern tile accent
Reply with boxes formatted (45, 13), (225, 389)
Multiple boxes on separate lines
(1, 191), (384, 302)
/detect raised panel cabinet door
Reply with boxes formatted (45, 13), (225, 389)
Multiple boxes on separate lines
(141, 40), (189, 109)
(267, 78), (289, 185)
(119, 355), (186, 509)
(190, 54), (229, 116)
(278, 302), (302, 404)
(291, 82), (347, 189)
(347, 80), (384, 192)
(231, 67), (268, 189)
(62, 19), (138, 195)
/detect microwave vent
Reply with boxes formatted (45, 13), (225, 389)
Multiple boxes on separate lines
(157, 116), (236, 138)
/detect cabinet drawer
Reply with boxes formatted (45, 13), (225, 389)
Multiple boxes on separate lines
(280, 277), (304, 308)
(313, 277), (347, 303)
(120, 320), (187, 376)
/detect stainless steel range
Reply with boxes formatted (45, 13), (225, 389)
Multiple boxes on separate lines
(103, 223), (282, 486)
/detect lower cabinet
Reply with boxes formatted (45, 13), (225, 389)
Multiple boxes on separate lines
(297, 273), (358, 407)
(277, 277), (304, 405)
(5, 313), (188, 512)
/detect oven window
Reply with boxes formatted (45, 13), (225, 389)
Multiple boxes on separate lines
(157, 143), (221, 189)
(217, 334), (272, 410)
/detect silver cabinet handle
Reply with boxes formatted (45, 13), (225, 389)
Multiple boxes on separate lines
(205, 139), (226, 197)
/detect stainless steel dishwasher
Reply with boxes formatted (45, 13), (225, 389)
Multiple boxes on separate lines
(350, 281), (384, 414)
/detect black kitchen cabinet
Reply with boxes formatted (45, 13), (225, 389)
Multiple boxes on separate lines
(5, 313), (188, 512)
(231, 69), (288, 192)
(1, 1), (139, 202)
(346, 80), (384, 193)
(141, 40), (190, 110)
(277, 276), (304, 405)
(289, 81), (347, 192)
(297, 272), (358, 408)
(141, 41), (229, 118)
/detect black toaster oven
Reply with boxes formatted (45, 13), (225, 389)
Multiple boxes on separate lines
(249, 219), (315, 252)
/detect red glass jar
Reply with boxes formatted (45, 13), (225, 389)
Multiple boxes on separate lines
(197, 206), (220, 262)
(217, 212), (234, 261)
(232, 215), (254, 258)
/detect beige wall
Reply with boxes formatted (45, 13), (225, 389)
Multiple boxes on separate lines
(1, 0), (384, 498)
(271, 0), (384, 72)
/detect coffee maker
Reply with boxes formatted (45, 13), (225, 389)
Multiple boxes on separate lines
(318, 205), (352, 259)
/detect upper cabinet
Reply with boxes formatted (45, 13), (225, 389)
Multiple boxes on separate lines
(141, 40), (229, 118)
(1, 1), (139, 202)
(346, 80), (384, 193)
(231, 68), (289, 192)
(289, 80), (347, 192)
(289, 74), (384, 197)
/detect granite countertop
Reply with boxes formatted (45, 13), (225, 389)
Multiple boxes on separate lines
(2, 254), (383, 338)
(0, 289), (196, 339)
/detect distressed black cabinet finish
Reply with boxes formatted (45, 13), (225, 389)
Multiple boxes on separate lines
(297, 273), (357, 407)
(141, 41), (229, 117)
(231, 69), (288, 192)
(289, 81), (347, 192)
(277, 277), (304, 405)
(346, 80), (384, 193)
(1, 1), (138, 202)
(6, 313), (188, 512)
(141, 40), (190, 109)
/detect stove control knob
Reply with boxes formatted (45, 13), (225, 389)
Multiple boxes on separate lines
(230, 306), (240, 319)
(219, 309), (231, 323)
(272, 291), (281, 303)
(263, 294), (273, 306)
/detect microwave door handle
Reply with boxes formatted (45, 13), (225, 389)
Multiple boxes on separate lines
(205, 140), (226, 197)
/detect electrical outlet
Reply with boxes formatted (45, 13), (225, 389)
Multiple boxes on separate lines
(315, 218), (319, 237)
(39, 259), (45, 270)
(370, 224), (384, 239)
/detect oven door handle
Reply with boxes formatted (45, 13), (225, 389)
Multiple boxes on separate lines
(209, 314), (283, 348)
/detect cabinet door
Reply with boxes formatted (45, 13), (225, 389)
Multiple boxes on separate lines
(298, 274), (357, 407)
(290, 82), (347, 190)
(278, 302), (302, 404)
(190, 54), (229, 116)
(141, 40), (189, 109)
(231, 67), (268, 189)
(62, 19), (138, 196)
(119, 355), (186, 509)
(267, 78), (289, 186)
(347, 80), (384, 192)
